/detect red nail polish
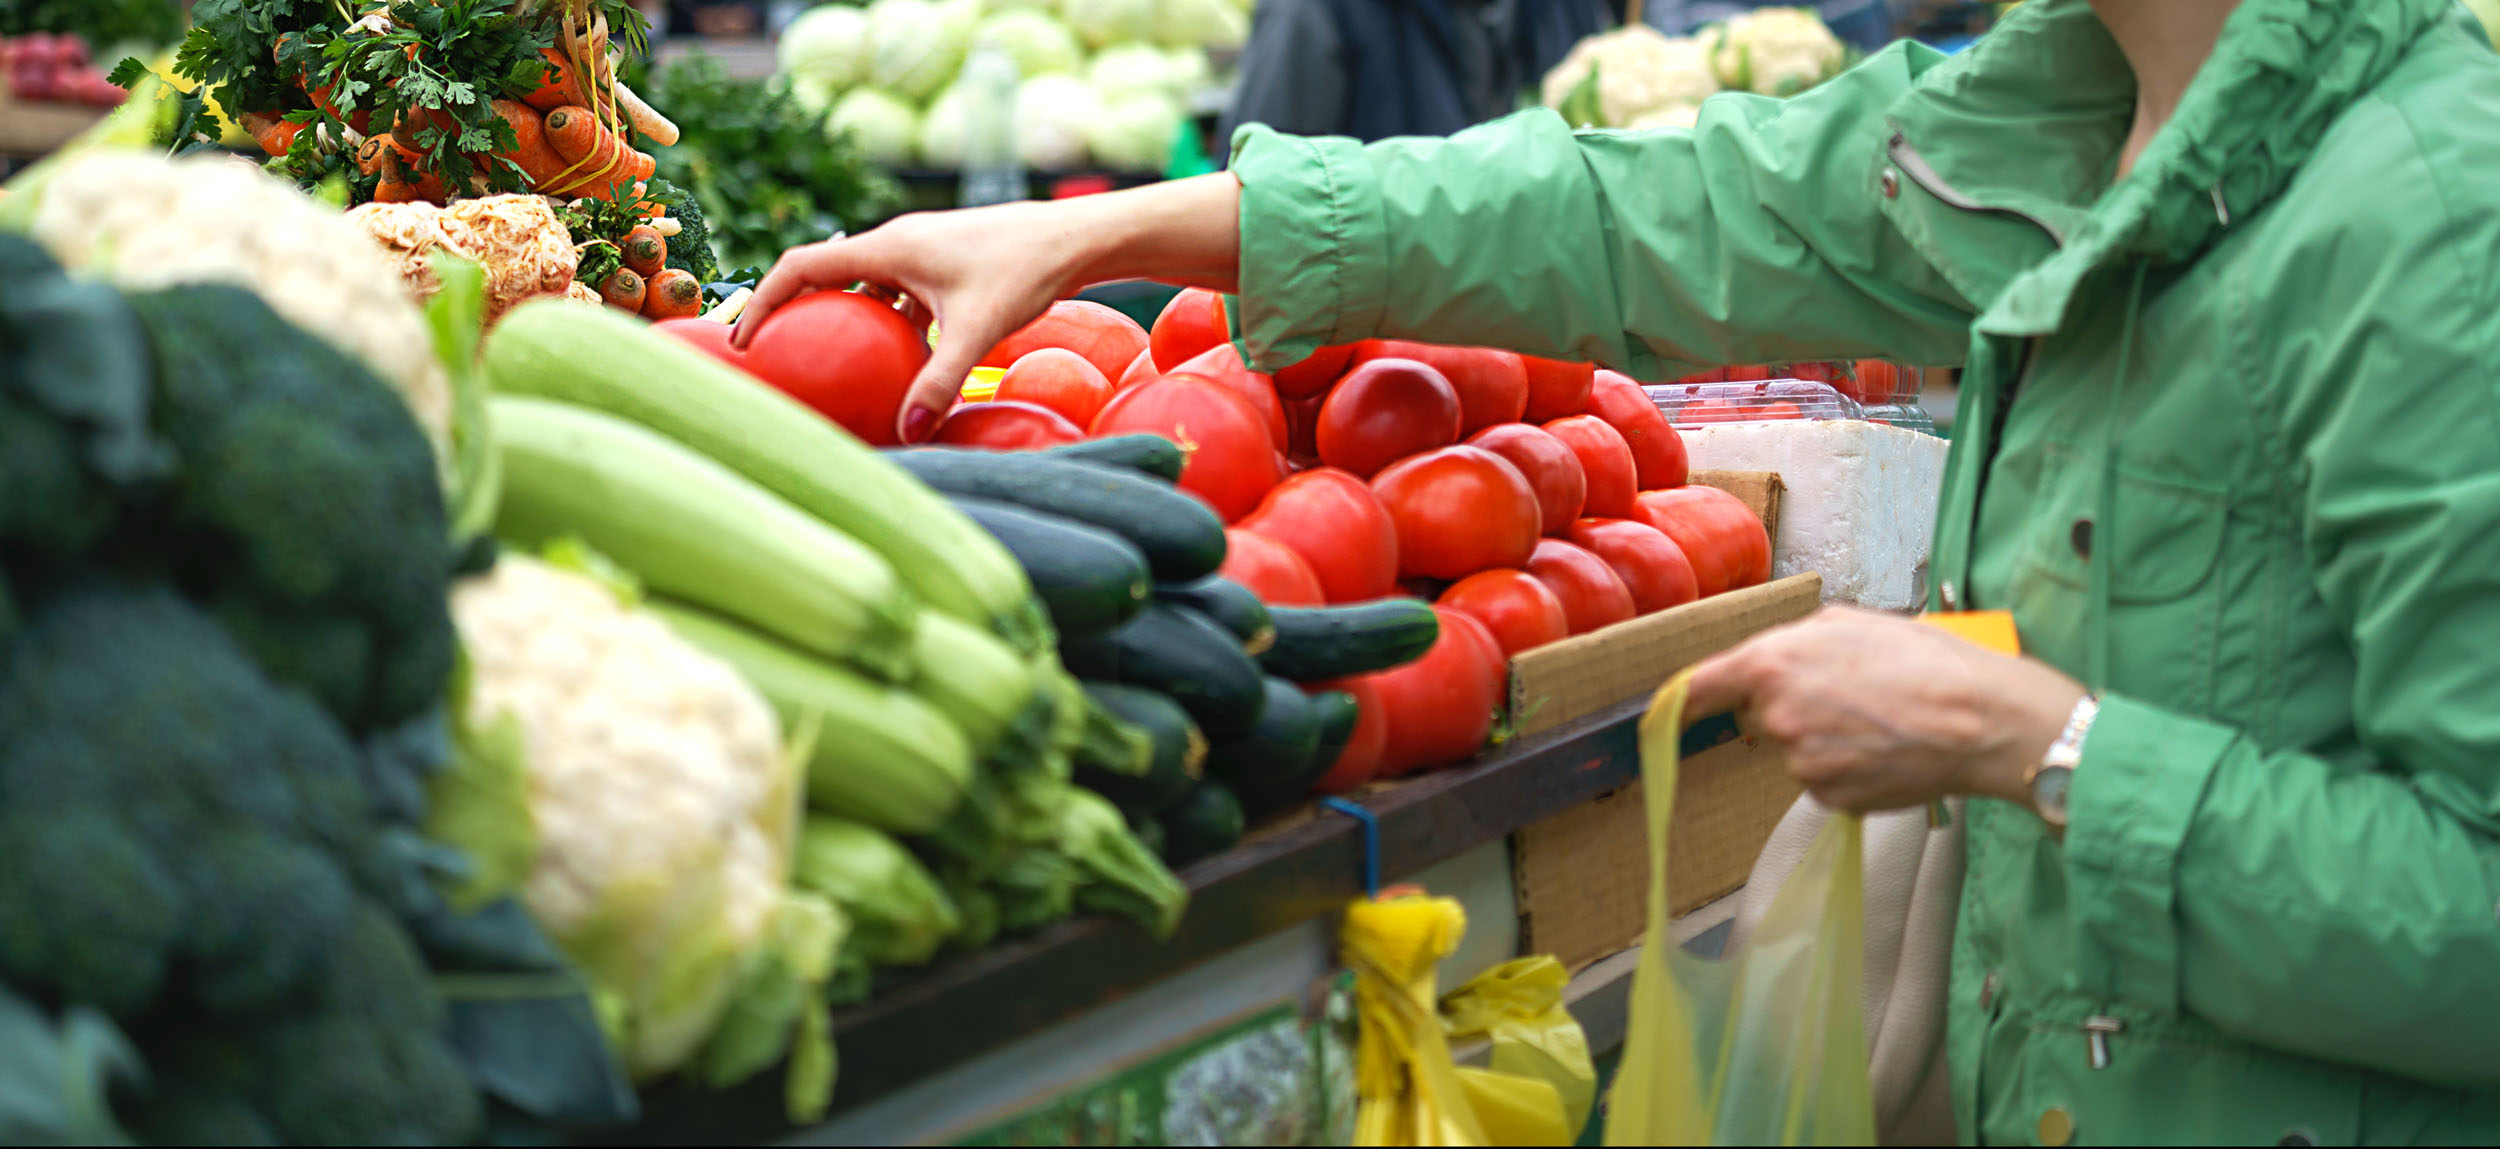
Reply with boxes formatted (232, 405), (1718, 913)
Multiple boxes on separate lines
(902, 405), (941, 444)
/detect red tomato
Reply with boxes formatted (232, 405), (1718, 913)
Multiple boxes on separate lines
(1092, 378), (1283, 521)
(655, 317), (746, 371)
(1462, 423), (1587, 536)
(1171, 343), (1287, 449)
(1587, 370), (1689, 490)
(742, 290), (931, 446)
(1352, 341), (1528, 433)
(1371, 607), (1506, 775)
(1273, 343), (1357, 400)
(1437, 570), (1569, 657)
(995, 347), (1115, 427)
(1525, 539), (1637, 635)
(1307, 675), (1388, 794)
(1370, 446), (1541, 580)
(1219, 528), (1326, 606)
(1564, 518), (1699, 614)
(1631, 487), (1773, 597)
(1540, 414), (1638, 517)
(1520, 355), (1595, 423)
(1851, 360), (1915, 405)
(979, 299), (1150, 384)
(1724, 365), (1776, 382)
(931, 400), (1085, 451)
(1149, 288), (1229, 371)
(1671, 367), (1730, 385)
(1316, 357), (1463, 478)
(1285, 394), (1324, 466)
(1238, 468), (1401, 603)
(1116, 347), (1159, 391)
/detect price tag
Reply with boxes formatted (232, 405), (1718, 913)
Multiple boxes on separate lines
(1918, 610), (2021, 655)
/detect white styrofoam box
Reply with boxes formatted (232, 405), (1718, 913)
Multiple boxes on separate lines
(1680, 420), (1949, 611)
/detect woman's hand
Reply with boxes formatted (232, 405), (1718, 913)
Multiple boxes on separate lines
(1684, 606), (2087, 815)
(730, 174), (1245, 443)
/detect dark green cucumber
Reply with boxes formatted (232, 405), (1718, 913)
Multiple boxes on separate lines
(1307, 688), (1361, 782)
(1154, 577), (1276, 656)
(1045, 434), (1185, 482)
(1259, 601), (1442, 682)
(950, 497), (1149, 636)
(1128, 815), (1168, 860)
(889, 449), (1226, 580)
(1205, 678), (1334, 813)
(1059, 604), (1268, 742)
(1158, 780), (1246, 866)
(1073, 683), (1203, 817)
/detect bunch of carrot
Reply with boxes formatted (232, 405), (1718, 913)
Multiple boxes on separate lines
(592, 222), (704, 320)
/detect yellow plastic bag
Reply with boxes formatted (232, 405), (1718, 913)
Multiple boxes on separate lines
(1443, 957), (1597, 1141)
(1603, 670), (1875, 1147)
(1344, 891), (1594, 1147)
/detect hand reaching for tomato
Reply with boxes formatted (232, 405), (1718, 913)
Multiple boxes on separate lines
(733, 174), (1246, 443)
(1684, 607), (2085, 816)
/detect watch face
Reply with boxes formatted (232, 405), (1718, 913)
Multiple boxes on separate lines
(2033, 764), (2074, 822)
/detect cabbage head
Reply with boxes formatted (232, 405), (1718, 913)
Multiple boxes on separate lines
(973, 9), (1085, 78)
(1152, 0), (1247, 51)
(1163, 46), (1215, 94)
(1086, 42), (1179, 100)
(1087, 89), (1180, 173)
(828, 88), (925, 168)
(1015, 73), (1102, 171)
(779, 3), (873, 91)
(917, 83), (974, 169)
(866, 0), (978, 100)
(1061, 0), (1157, 50)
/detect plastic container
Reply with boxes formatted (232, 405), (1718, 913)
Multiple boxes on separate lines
(1646, 379), (1863, 426)
(1666, 360), (1924, 407)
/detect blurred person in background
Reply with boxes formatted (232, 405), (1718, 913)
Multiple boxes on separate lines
(1220, 0), (1617, 142)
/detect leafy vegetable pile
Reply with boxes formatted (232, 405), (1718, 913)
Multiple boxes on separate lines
(0, 231), (635, 1143)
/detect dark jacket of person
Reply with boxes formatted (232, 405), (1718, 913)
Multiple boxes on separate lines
(1221, 0), (1615, 145)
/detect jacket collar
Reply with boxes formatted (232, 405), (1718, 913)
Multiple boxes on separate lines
(1885, 0), (2447, 337)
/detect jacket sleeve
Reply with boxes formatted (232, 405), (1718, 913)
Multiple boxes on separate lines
(1226, 41), (1979, 377)
(2064, 134), (2500, 1089)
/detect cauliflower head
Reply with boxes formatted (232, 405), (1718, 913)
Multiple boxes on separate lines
(1712, 8), (1848, 96)
(18, 150), (452, 463)
(1625, 104), (1704, 132)
(451, 554), (800, 1080)
(1541, 26), (1720, 129)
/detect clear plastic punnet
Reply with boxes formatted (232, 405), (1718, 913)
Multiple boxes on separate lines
(1646, 379), (1863, 426)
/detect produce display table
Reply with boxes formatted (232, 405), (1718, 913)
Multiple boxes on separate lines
(607, 570), (1825, 1146)
(0, 90), (106, 160)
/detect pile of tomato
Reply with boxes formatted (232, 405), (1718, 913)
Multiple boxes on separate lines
(661, 287), (1775, 790)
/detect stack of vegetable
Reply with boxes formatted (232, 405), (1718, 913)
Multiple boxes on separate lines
(1542, 6), (1851, 131)
(774, 0), (1248, 174)
(478, 300), (1189, 1013)
(0, 142), (637, 1144)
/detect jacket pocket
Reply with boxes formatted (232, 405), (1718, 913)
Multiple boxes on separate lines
(2021, 445), (2230, 604)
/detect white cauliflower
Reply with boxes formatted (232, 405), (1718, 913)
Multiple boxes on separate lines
(1712, 7), (1848, 96)
(451, 554), (806, 1080)
(1541, 25), (1721, 129)
(1625, 103), (1704, 132)
(19, 148), (453, 460)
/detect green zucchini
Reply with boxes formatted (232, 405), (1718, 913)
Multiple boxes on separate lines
(909, 609), (1042, 761)
(1045, 434), (1186, 482)
(648, 600), (972, 835)
(1128, 815), (1168, 859)
(888, 449), (1227, 581)
(1154, 577), (1276, 656)
(1073, 683), (1204, 817)
(1059, 604), (1269, 742)
(1204, 679), (1326, 809)
(1075, 693), (1156, 779)
(1158, 781), (1246, 866)
(1310, 690), (1361, 773)
(483, 302), (1048, 653)
(492, 396), (918, 680)
(951, 497), (1150, 636)
(1258, 601), (1443, 683)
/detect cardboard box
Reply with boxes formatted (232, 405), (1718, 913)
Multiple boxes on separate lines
(1508, 572), (1823, 970)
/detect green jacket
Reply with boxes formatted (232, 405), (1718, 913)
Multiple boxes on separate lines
(1228, 0), (2500, 1142)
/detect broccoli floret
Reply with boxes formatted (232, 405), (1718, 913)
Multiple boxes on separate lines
(123, 284), (456, 733)
(655, 182), (722, 286)
(0, 810), (183, 1016)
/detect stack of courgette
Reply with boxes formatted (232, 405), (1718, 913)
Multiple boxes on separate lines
(889, 436), (1442, 867)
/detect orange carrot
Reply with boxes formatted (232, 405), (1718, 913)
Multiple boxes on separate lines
(354, 133), (423, 177)
(522, 46), (582, 111)
(628, 149), (657, 182)
(543, 105), (637, 199)
(621, 226), (667, 277)
(543, 105), (601, 161)
(240, 112), (302, 157)
(598, 267), (647, 312)
(489, 99), (569, 189)
(642, 270), (703, 320)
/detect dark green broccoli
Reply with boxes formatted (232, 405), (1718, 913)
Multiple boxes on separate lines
(124, 283), (456, 733)
(0, 236), (167, 558)
(653, 180), (722, 286)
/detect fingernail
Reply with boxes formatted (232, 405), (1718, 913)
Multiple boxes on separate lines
(902, 404), (941, 444)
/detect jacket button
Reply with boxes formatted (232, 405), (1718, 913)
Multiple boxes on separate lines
(1881, 168), (1901, 198)
(1940, 582), (1960, 611)
(2071, 518), (2094, 559)
(2037, 1107), (2075, 1147)
(2278, 1130), (2319, 1147)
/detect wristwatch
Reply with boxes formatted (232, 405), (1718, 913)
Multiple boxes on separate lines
(2027, 694), (2099, 833)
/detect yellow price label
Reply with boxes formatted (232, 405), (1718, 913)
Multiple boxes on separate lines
(1918, 610), (2020, 655)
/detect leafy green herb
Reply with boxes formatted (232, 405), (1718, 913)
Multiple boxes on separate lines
(631, 53), (900, 272)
